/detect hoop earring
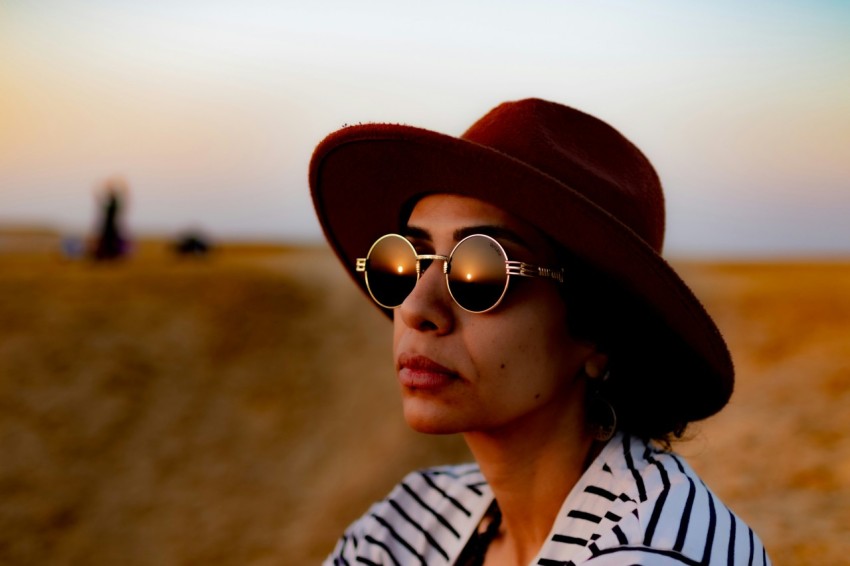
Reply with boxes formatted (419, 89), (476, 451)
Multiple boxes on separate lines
(586, 369), (617, 442)
(591, 395), (617, 442)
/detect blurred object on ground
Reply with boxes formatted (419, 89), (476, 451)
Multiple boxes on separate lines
(173, 230), (213, 257)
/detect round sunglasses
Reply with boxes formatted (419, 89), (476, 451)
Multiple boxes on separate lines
(355, 233), (565, 313)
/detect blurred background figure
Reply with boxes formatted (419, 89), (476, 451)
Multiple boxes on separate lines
(91, 178), (130, 261)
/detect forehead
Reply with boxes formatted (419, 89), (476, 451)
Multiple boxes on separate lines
(406, 194), (534, 238)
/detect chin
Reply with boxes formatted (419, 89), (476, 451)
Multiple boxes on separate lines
(402, 400), (468, 435)
(405, 419), (462, 435)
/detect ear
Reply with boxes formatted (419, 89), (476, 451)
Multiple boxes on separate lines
(583, 352), (609, 379)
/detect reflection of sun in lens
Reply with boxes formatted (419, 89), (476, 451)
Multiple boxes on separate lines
(397, 266), (404, 273)
(466, 273), (473, 281)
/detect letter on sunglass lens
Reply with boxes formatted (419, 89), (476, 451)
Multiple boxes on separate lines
(366, 235), (418, 308)
(448, 235), (509, 312)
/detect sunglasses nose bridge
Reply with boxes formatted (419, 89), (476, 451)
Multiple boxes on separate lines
(415, 253), (450, 277)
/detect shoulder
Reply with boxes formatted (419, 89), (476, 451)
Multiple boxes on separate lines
(568, 434), (772, 565)
(323, 464), (491, 566)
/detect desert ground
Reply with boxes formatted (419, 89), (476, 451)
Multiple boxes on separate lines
(0, 241), (848, 565)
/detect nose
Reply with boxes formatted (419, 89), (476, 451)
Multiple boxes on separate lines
(397, 255), (454, 334)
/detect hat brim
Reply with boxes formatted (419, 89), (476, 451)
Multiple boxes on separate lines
(309, 123), (733, 422)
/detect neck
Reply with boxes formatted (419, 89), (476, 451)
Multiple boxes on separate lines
(464, 412), (598, 565)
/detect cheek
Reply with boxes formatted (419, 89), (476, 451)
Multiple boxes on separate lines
(473, 315), (568, 384)
(392, 314), (404, 356)
(486, 303), (581, 386)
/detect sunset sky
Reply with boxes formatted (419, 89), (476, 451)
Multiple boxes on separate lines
(1, 1), (848, 255)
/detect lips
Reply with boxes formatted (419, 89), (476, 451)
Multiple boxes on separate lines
(397, 354), (459, 390)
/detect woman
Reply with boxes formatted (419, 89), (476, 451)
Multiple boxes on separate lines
(309, 99), (771, 565)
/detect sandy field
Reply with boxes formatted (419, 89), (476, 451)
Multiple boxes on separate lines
(0, 243), (848, 565)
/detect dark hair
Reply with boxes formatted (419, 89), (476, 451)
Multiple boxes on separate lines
(558, 252), (694, 445)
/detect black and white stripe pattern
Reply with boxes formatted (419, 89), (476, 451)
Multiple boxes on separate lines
(325, 434), (771, 565)
(329, 464), (491, 565)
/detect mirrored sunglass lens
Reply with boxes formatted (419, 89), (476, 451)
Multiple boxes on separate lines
(366, 236), (417, 307)
(448, 236), (508, 312)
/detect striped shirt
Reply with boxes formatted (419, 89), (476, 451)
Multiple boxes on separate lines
(325, 433), (772, 565)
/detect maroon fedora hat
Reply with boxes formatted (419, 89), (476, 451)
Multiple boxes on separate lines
(309, 98), (733, 423)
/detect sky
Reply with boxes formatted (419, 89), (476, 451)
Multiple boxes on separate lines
(1, 0), (848, 256)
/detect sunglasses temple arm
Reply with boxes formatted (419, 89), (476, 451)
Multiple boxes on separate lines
(506, 261), (565, 283)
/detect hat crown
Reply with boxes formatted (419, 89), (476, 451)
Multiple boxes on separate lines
(461, 98), (665, 251)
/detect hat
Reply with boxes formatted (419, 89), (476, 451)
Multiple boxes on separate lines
(309, 98), (733, 423)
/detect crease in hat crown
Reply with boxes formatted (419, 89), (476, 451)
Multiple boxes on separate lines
(457, 98), (666, 251)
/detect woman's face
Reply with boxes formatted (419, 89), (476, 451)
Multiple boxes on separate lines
(393, 194), (597, 436)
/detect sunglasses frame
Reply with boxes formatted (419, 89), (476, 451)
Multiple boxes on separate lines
(356, 233), (565, 313)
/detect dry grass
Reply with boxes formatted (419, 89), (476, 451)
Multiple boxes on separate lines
(0, 245), (847, 565)
(675, 261), (850, 565)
